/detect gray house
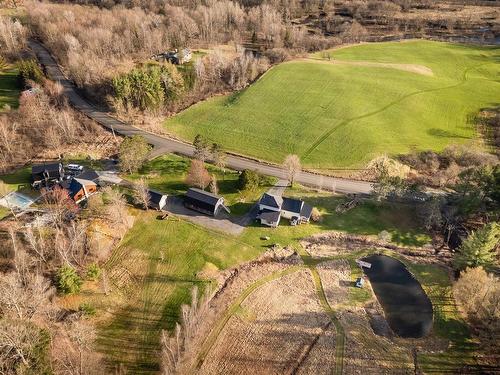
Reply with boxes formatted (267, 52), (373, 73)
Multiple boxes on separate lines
(153, 48), (192, 65)
(257, 193), (313, 227)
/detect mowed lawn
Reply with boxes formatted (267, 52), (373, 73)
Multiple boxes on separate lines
(164, 41), (500, 169)
(0, 66), (21, 111)
(93, 214), (262, 374)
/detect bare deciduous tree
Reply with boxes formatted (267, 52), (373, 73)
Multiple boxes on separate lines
(0, 272), (54, 321)
(160, 286), (212, 374)
(133, 178), (151, 210)
(283, 154), (301, 186)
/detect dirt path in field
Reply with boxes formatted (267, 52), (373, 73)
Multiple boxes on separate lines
(303, 57), (434, 76)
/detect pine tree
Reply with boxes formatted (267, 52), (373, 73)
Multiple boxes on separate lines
(453, 222), (500, 271)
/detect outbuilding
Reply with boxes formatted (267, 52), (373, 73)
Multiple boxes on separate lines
(184, 188), (228, 216)
(148, 190), (168, 211)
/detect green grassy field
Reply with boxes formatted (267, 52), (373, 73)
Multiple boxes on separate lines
(0, 66), (21, 111)
(164, 41), (499, 169)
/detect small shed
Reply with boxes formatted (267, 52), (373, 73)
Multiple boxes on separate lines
(184, 188), (227, 216)
(148, 190), (168, 211)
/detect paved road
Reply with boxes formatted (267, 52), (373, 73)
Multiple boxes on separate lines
(29, 40), (373, 195)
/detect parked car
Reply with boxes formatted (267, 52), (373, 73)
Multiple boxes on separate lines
(66, 164), (84, 173)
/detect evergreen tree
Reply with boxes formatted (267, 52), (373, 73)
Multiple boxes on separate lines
(454, 222), (500, 271)
(56, 265), (83, 295)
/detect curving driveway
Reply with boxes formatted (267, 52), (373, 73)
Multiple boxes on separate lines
(29, 40), (373, 195)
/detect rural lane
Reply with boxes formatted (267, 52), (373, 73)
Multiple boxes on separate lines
(29, 40), (373, 195)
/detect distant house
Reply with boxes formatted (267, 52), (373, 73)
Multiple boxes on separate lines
(31, 163), (64, 188)
(153, 48), (192, 65)
(257, 193), (313, 227)
(67, 178), (97, 203)
(184, 188), (229, 216)
(148, 190), (168, 211)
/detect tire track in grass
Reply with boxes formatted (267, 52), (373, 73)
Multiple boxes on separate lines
(301, 63), (492, 161)
(309, 266), (345, 375)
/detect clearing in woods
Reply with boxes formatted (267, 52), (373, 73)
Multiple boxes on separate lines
(0, 66), (21, 111)
(164, 40), (500, 169)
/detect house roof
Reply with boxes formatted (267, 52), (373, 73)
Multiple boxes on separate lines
(60, 180), (71, 190)
(68, 178), (96, 198)
(300, 203), (313, 219)
(259, 193), (283, 209)
(282, 197), (303, 214)
(186, 188), (222, 207)
(77, 169), (99, 181)
(32, 163), (62, 175)
(149, 190), (167, 205)
(258, 209), (281, 224)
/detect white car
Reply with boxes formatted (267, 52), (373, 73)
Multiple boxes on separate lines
(66, 164), (84, 172)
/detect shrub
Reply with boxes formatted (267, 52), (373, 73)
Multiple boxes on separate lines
(86, 263), (101, 281)
(18, 59), (44, 86)
(378, 230), (392, 242)
(79, 302), (97, 316)
(56, 265), (82, 295)
(238, 169), (260, 191)
(311, 207), (322, 222)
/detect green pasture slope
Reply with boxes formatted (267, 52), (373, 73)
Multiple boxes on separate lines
(164, 40), (499, 169)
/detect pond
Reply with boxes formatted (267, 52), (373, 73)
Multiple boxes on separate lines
(362, 254), (433, 338)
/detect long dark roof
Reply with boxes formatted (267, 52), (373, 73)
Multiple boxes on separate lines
(186, 188), (222, 206)
(32, 163), (61, 175)
(282, 197), (303, 214)
(259, 193), (283, 209)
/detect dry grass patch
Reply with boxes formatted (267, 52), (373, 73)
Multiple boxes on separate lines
(316, 260), (351, 309)
(199, 269), (336, 375)
(339, 309), (414, 374)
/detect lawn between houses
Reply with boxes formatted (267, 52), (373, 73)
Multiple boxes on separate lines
(126, 154), (276, 216)
(164, 40), (499, 169)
